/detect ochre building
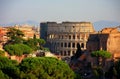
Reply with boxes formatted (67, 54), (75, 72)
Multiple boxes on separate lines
(14, 24), (40, 39)
(0, 27), (8, 50)
(0, 25), (40, 50)
(87, 26), (120, 61)
(40, 22), (95, 57)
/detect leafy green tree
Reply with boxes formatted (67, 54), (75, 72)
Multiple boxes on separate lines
(37, 39), (46, 45)
(0, 57), (81, 79)
(4, 44), (32, 56)
(24, 38), (38, 50)
(43, 47), (50, 52)
(37, 39), (46, 50)
(92, 66), (104, 79)
(0, 70), (9, 79)
(0, 57), (18, 69)
(0, 50), (5, 56)
(91, 50), (111, 66)
(24, 38), (46, 51)
(6, 27), (24, 44)
(19, 57), (75, 79)
(0, 57), (19, 79)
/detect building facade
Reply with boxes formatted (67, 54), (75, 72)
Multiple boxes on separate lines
(40, 22), (95, 57)
(0, 25), (40, 50)
(14, 24), (40, 39)
(0, 27), (8, 50)
(87, 26), (120, 61)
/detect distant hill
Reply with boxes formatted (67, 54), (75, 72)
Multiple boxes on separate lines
(1, 20), (39, 26)
(93, 20), (120, 31)
(1, 20), (120, 31)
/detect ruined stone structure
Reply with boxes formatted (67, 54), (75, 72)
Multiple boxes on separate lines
(40, 22), (95, 57)
(87, 26), (120, 61)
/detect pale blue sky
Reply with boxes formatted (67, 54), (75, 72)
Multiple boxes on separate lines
(0, 0), (120, 24)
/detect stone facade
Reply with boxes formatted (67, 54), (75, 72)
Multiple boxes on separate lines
(40, 22), (95, 57)
(87, 26), (120, 61)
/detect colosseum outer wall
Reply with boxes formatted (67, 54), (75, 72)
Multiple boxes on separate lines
(44, 22), (95, 57)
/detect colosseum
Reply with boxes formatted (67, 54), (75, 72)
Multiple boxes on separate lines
(40, 22), (95, 57)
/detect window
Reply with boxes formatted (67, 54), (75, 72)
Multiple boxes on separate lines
(68, 51), (70, 56)
(64, 43), (67, 47)
(72, 43), (75, 48)
(61, 42), (63, 47)
(73, 35), (75, 39)
(68, 43), (71, 47)
(77, 35), (80, 39)
(81, 43), (84, 48)
(69, 35), (71, 39)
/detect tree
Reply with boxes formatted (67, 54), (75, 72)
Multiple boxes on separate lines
(37, 39), (46, 50)
(0, 57), (81, 79)
(24, 38), (46, 51)
(0, 50), (5, 56)
(19, 57), (76, 79)
(0, 70), (9, 79)
(0, 57), (19, 79)
(6, 27), (24, 44)
(37, 39), (46, 45)
(24, 38), (38, 50)
(4, 44), (32, 56)
(91, 50), (111, 66)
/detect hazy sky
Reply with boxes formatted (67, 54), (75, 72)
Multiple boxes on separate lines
(0, 0), (120, 24)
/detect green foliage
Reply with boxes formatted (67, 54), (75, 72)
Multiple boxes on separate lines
(91, 50), (111, 58)
(93, 70), (99, 79)
(24, 38), (46, 51)
(7, 28), (24, 37)
(0, 57), (13, 69)
(0, 57), (81, 79)
(24, 38), (38, 50)
(91, 50), (112, 66)
(43, 47), (50, 52)
(74, 73), (82, 79)
(6, 27), (24, 44)
(37, 39), (46, 45)
(19, 57), (75, 79)
(0, 70), (9, 79)
(0, 57), (19, 79)
(114, 60), (120, 78)
(92, 67), (104, 79)
(4, 44), (32, 56)
(0, 50), (5, 56)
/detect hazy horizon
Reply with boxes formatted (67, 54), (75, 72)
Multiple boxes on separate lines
(0, 0), (120, 25)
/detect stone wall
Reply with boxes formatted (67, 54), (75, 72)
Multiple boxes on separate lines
(41, 22), (95, 57)
(87, 27), (120, 60)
